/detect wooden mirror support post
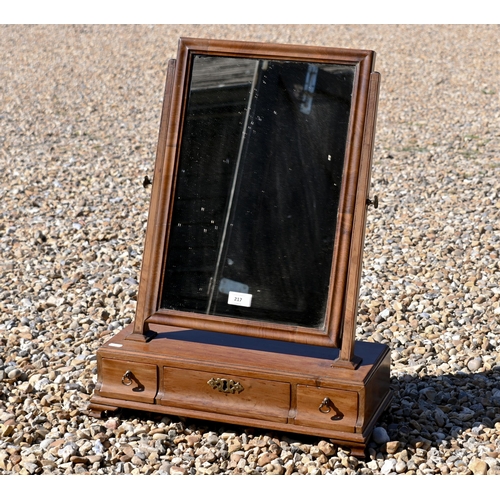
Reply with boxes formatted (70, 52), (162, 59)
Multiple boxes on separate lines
(88, 38), (391, 457)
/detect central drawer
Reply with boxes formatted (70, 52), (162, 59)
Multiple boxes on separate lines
(160, 367), (290, 423)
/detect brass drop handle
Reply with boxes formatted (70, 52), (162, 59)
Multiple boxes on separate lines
(122, 370), (133, 386)
(319, 397), (332, 413)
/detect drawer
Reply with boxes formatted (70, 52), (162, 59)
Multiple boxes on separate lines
(295, 385), (358, 432)
(97, 358), (158, 404)
(160, 367), (290, 423)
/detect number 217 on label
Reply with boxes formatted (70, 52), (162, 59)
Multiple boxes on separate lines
(228, 291), (252, 307)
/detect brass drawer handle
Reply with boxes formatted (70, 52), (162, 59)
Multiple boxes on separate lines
(122, 370), (133, 386)
(319, 397), (332, 413)
(318, 396), (344, 421)
(207, 377), (244, 394)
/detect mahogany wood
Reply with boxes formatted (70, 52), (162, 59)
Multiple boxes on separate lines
(90, 38), (390, 456)
(128, 59), (177, 342)
(128, 38), (378, 348)
(336, 71), (381, 365)
(91, 325), (391, 456)
(97, 358), (158, 404)
(295, 385), (358, 432)
(160, 366), (290, 422)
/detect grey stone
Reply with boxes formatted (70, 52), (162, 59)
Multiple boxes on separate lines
(58, 443), (79, 462)
(372, 427), (390, 444)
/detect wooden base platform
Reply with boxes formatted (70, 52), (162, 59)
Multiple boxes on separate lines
(89, 324), (391, 457)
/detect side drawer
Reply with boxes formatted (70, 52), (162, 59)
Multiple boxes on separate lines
(295, 385), (358, 432)
(97, 358), (158, 404)
(160, 367), (290, 423)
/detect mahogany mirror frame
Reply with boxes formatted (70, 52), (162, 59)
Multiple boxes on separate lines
(127, 38), (380, 365)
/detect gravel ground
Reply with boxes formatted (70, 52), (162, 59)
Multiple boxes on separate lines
(0, 24), (499, 475)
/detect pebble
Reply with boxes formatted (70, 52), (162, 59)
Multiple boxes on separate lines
(0, 24), (499, 476)
(467, 358), (483, 372)
(381, 458), (396, 474)
(384, 441), (400, 455)
(372, 427), (390, 444)
(468, 457), (488, 475)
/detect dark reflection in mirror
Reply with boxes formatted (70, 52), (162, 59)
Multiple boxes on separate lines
(161, 55), (355, 328)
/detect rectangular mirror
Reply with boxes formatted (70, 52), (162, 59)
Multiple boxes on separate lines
(162, 55), (355, 329)
(132, 38), (379, 349)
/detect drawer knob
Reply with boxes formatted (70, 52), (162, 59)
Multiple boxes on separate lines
(207, 377), (244, 394)
(122, 370), (133, 386)
(319, 397), (332, 413)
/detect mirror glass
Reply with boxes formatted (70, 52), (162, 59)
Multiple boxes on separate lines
(161, 55), (355, 329)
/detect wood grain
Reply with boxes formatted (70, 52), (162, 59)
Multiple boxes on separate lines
(91, 38), (388, 457)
